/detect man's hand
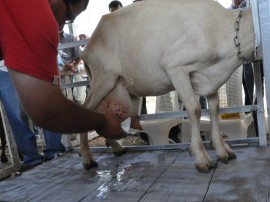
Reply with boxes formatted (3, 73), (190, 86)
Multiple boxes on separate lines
(96, 113), (127, 140)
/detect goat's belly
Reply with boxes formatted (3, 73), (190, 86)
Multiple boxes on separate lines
(123, 76), (173, 97)
(128, 86), (174, 97)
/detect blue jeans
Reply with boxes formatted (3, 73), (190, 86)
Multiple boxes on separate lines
(43, 130), (66, 160)
(199, 96), (207, 109)
(0, 70), (65, 164)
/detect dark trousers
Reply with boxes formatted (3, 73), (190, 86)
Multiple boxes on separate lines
(242, 60), (264, 136)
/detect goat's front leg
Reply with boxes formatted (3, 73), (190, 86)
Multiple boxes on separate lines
(185, 95), (216, 172)
(167, 70), (215, 172)
(207, 93), (236, 162)
(80, 132), (98, 170)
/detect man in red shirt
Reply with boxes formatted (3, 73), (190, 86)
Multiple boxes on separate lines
(0, 1), (126, 139)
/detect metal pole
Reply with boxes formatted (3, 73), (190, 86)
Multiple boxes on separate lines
(258, 0), (270, 138)
(254, 61), (267, 146)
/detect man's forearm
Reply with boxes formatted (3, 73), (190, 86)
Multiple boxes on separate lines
(38, 98), (105, 134)
(8, 68), (104, 133)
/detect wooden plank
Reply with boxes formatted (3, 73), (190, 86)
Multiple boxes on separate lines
(140, 149), (217, 202)
(205, 145), (270, 202)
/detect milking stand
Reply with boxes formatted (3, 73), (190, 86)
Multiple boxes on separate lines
(1, 1), (270, 179)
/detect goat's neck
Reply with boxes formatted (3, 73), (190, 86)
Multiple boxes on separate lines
(238, 8), (255, 62)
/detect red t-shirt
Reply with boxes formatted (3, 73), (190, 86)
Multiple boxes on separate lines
(0, 0), (59, 83)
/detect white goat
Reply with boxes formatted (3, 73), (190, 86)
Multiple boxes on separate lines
(80, 0), (255, 172)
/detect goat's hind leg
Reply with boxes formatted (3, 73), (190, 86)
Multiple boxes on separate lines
(207, 93), (236, 163)
(105, 138), (126, 156)
(80, 72), (118, 170)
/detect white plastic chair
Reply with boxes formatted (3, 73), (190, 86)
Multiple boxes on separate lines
(140, 92), (182, 145)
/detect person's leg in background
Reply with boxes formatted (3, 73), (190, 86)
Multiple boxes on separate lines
(242, 63), (257, 136)
(199, 96), (207, 110)
(243, 61), (265, 137)
(140, 96), (147, 114)
(242, 63), (254, 106)
(198, 96), (207, 141)
(42, 130), (66, 161)
(0, 70), (43, 166)
(20, 108), (66, 161)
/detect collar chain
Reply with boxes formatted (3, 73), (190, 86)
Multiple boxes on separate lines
(234, 10), (249, 64)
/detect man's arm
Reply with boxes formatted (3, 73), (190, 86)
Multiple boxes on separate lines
(8, 68), (126, 139)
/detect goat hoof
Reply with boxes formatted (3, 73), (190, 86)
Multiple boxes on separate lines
(106, 142), (110, 148)
(91, 161), (98, 167)
(220, 157), (229, 164)
(228, 152), (237, 159)
(113, 148), (127, 156)
(83, 163), (91, 170)
(209, 161), (217, 168)
(113, 151), (123, 156)
(83, 161), (99, 170)
(195, 164), (209, 173)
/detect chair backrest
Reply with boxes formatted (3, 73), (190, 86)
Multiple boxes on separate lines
(218, 65), (248, 119)
(220, 65), (243, 107)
